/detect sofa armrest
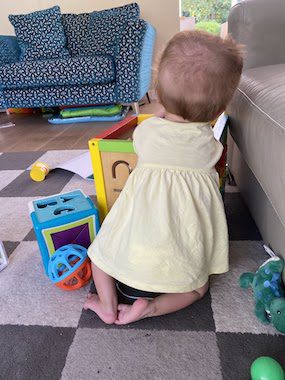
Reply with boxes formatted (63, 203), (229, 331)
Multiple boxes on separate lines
(115, 19), (156, 103)
(0, 36), (20, 66)
(228, 0), (285, 70)
(138, 22), (156, 100)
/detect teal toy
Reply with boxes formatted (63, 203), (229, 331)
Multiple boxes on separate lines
(251, 356), (285, 380)
(239, 248), (285, 334)
(29, 190), (100, 276)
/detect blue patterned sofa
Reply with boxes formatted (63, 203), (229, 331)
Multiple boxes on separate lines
(0, 4), (156, 111)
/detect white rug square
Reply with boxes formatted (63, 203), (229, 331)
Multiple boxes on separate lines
(0, 241), (88, 327)
(0, 197), (36, 241)
(0, 170), (24, 191)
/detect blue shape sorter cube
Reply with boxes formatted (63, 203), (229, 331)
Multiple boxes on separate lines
(29, 189), (100, 276)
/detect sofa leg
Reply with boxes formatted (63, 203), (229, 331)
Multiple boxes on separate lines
(132, 102), (140, 115)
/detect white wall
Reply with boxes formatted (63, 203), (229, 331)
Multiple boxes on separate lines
(0, 0), (179, 58)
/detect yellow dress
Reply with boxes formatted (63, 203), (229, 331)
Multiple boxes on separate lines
(88, 117), (229, 293)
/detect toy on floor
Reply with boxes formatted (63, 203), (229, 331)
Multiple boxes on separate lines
(239, 245), (285, 334)
(89, 114), (229, 221)
(29, 190), (100, 276)
(251, 356), (285, 380)
(48, 244), (91, 290)
(30, 162), (50, 182)
(30, 151), (93, 182)
(48, 105), (129, 124)
(41, 107), (59, 118)
(0, 241), (9, 272)
(8, 107), (34, 114)
(60, 104), (122, 118)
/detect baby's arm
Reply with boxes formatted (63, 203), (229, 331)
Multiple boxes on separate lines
(132, 120), (149, 154)
(132, 124), (141, 154)
(132, 116), (158, 154)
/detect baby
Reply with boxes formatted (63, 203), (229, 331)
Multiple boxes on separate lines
(84, 30), (243, 325)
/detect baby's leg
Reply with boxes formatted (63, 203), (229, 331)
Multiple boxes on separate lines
(115, 282), (209, 325)
(84, 263), (117, 324)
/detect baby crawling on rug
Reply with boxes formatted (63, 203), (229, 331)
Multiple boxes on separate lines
(84, 30), (243, 325)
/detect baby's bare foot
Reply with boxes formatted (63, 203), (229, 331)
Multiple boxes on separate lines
(115, 298), (152, 325)
(84, 293), (117, 324)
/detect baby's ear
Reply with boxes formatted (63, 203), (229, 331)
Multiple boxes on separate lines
(155, 108), (166, 118)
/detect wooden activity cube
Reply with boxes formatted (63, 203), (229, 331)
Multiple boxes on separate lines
(89, 114), (228, 221)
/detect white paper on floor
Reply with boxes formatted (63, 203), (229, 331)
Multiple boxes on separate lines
(56, 151), (93, 180)
(0, 122), (15, 129)
(29, 150), (94, 181)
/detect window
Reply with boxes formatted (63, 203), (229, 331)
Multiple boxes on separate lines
(180, 0), (240, 35)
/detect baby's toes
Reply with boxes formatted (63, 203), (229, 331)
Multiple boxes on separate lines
(117, 303), (130, 312)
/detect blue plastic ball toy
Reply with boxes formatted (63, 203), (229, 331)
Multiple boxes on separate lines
(48, 244), (91, 290)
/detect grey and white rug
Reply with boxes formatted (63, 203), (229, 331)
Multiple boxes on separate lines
(0, 150), (284, 380)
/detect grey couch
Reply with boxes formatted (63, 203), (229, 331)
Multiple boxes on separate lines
(227, 0), (285, 260)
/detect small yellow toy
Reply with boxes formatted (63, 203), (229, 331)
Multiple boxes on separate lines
(30, 162), (50, 182)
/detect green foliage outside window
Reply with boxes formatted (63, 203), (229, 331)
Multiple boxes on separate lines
(181, 0), (232, 33)
(195, 20), (221, 35)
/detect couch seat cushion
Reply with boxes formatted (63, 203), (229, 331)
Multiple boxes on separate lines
(228, 63), (285, 227)
(0, 55), (115, 89)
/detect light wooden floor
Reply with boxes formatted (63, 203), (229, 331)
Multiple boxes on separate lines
(0, 102), (163, 152)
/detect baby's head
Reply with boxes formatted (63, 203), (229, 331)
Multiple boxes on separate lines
(157, 30), (243, 122)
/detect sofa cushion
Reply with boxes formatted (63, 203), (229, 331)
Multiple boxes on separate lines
(9, 6), (69, 62)
(3, 82), (116, 108)
(62, 13), (90, 57)
(87, 3), (140, 56)
(0, 36), (20, 66)
(0, 55), (115, 89)
(228, 63), (285, 228)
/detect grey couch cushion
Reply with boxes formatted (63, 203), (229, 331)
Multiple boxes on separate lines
(0, 55), (115, 89)
(229, 0), (285, 70)
(228, 63), (285, 228)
